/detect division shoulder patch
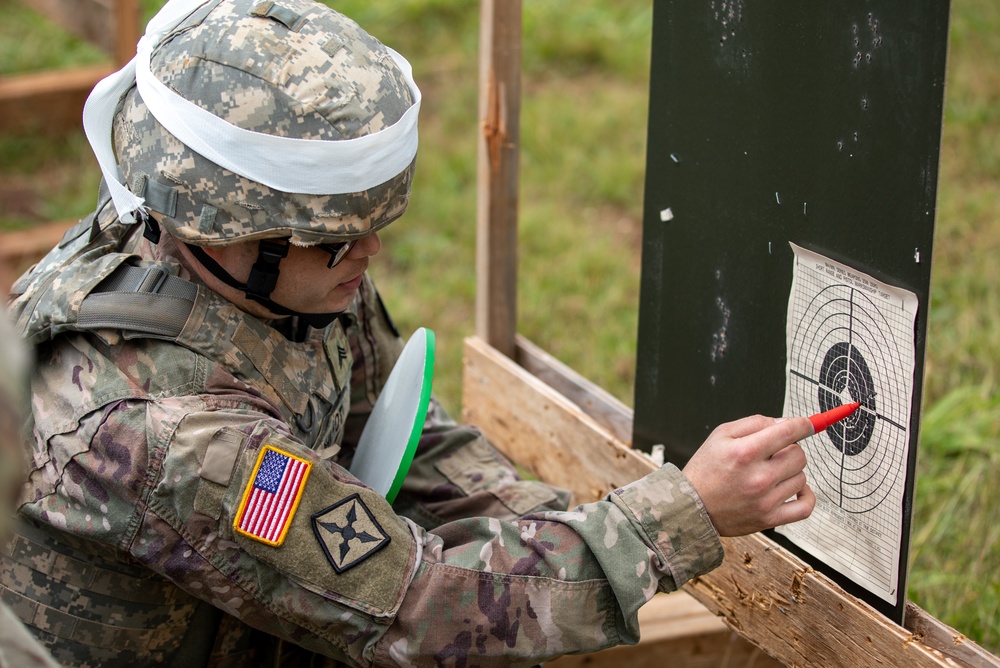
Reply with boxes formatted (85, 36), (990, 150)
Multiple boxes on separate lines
(311, 494), (391, 574)
(234, 445), (312, 546)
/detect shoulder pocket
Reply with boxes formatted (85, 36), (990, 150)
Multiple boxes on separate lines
(222, 429), (417, 618)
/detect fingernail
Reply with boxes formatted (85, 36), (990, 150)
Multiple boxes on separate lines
(774, 417), (787, 424)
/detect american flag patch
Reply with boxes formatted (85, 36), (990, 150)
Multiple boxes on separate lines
(234, 445), (312, 547)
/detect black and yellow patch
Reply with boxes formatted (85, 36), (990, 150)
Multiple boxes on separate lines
(311, 494), (390, 574)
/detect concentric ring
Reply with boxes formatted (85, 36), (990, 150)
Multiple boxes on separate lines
(817, 342), (877, 456)
(787, 284), (909, 514)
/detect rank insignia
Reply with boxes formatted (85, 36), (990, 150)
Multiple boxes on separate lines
(311, 494), (390, 573)
(325, 321), (352, 392)
(234, 446), (312, 547)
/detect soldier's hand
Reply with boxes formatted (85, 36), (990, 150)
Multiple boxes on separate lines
(682, 415), (816, 537)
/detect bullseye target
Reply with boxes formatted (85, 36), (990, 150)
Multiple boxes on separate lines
(817, 342), (876, 456)
(778, 244), (919, 609)
(786, 283), (909, 514)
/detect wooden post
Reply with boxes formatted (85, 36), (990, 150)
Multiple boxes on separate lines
(475, 0), (521, 358)
(113, 0), (141, 66)
(19, 0), (139, 64)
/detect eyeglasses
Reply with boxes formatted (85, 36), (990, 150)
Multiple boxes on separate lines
(317, 240), (358, 269)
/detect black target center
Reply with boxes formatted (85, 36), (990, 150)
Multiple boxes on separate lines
(818, 342), (877, 456)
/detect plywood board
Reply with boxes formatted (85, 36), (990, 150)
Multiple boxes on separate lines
(632, 0), (951, 624)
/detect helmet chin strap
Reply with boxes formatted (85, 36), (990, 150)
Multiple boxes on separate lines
(184, 239), (344, 329)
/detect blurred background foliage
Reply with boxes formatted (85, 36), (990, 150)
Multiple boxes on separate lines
(0, 0), (996, 652)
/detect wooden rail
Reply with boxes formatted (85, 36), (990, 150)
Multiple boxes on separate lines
(0, 220), (73, 294)
(0, 65), (114, 135)
(1, 0), (139, 135)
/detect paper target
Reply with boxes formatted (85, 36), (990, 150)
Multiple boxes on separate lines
(787, 284), (910, 514)
(777, 244), (918, 605)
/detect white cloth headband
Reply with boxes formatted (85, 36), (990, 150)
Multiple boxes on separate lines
(83, 0), (421, 223)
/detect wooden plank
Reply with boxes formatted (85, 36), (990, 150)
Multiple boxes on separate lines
(0, 65), (113, 134)
(0, 220), (73, 259)
(516, 335), (633, 444)
(462, 336), (999, 668)
(681, 539), (967, 668)
(475, 0), (521, 358)
(905, 601), (1000, 668)
(112, 0), (141, 65)
(502, 335), (1000, 667)
(548, 592), (783, 668)
(464, 337), (653, 507)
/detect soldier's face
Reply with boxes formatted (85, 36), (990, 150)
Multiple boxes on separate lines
(200, 232), (382, 316)
(274, 232), (382, 313)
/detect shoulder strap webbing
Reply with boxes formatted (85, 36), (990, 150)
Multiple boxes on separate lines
(78, 264), (199, 339)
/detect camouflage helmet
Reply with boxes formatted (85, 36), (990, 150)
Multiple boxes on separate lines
(108, 0), (418, 248)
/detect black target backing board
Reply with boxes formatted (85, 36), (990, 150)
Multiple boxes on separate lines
(632, 0), (950, 624)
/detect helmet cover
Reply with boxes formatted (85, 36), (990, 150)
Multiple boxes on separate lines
(112, 0), (417, 247)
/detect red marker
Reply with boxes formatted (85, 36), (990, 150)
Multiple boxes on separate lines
(808, 402), (861, 433)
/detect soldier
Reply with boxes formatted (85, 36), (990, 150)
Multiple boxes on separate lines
(4, 0), (815, 666)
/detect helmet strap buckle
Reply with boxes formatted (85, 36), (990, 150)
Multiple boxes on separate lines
(185, 240), (342, 330)
(245, 239), (290, 300)
(141, 214), (162, 244)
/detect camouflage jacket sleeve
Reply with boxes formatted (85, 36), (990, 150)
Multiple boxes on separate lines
(23, 388), (722, 667)
(378, 461), (723, 665)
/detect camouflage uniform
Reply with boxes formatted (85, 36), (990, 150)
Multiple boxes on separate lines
(5, 204), (723, 666)
(2, 1), (724, 666)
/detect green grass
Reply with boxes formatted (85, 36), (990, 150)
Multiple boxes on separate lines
(910, 0), (1000, 648)
(0, 0), (106, 75)
(1, 0), (997, 653)
(911, 385), (1000, 646)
